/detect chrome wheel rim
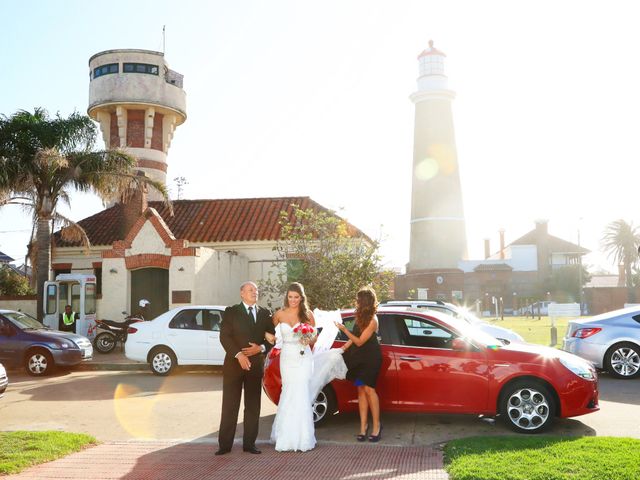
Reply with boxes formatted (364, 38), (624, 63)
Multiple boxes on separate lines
(506, 388), (550, 431)
(152, 352), (172, 374)
(97, 335), (115, 351)
(312, 390), (328, 423)
(611, 348), (640, 377)
(28, 353), (48, 375)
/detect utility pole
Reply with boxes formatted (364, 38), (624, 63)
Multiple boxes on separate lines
(578, 218), (583, 315)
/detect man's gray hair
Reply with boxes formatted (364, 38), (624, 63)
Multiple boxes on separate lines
(240, 281), (257, 291)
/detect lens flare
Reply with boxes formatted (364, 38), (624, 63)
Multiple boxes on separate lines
(415, 157), (439, 181)
(113, 383), (159, 439)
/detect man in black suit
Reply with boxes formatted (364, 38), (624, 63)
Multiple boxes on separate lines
(216, 281), (275, 455)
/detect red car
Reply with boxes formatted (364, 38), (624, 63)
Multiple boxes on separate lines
(263, 308), (599, 434)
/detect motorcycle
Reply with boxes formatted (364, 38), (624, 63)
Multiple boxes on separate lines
(94, 312), (145, 354)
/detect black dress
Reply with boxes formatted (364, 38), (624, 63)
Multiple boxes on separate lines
(345, 322), (382, 388)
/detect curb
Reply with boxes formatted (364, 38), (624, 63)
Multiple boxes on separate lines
(76, 360), (223, 373)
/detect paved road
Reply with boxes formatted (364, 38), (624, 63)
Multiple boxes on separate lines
(1, 369), (639, 444)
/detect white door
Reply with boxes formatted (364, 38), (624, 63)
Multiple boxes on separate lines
(204, 309), (225, 364)
(166, 309), (208, 362)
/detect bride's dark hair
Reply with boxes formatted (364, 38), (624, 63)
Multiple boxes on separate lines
(355, 286), (378, 331)
(284, 282), (311, 324)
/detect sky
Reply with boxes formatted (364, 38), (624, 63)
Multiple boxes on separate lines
(1, 0), (639, 274)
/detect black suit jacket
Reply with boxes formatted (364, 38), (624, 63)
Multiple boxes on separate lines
(220, 303), (275, 365)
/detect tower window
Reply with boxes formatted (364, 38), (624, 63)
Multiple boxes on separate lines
(93, 63), (119, 79)
(123, 63), (159, 75)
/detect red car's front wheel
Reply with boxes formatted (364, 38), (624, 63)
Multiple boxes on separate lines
(313, 386), (337, 426)
(500, 380), (556, 434)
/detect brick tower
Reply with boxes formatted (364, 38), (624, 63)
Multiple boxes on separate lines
(87, 49), (187, 200)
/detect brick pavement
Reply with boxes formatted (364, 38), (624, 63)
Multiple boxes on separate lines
(7, 440), (449, 480)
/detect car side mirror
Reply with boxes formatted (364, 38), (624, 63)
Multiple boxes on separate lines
(451, 338), (471, 351)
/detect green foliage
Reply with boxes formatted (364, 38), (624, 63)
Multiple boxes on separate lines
(260, 205), (394, 309)
(445, 435), (640, 480)
(548, 264), (590, 302)
(602, 219), (640, 288)
(0, 108), (171, 319)
(0, 431), (96, 474)
(0, 265), (33, 295)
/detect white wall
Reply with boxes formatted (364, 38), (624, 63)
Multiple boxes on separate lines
(509, 245), (538, 271)
(129, 221), (170, 255)
(0, 298), (37, 317)
(100, 258), (129, 320)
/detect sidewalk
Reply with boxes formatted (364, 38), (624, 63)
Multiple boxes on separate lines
(6, 440), (449, 480)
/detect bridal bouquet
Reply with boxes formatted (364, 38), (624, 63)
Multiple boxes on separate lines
(292, 323), (317, 355)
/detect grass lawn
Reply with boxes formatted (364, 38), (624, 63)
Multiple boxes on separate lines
(445, 436), (640, 480)
(484, 316), (580, 346)
(0, 431), (97, 475)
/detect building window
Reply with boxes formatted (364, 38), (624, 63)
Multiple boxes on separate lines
(123, 63), (159, 75)
(93, 63), (119, 79)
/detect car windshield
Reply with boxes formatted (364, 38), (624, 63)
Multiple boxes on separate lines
(3, 311), (46, 330)
(439, 313), (502, 347)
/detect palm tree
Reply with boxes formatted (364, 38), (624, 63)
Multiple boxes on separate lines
(0, 108), (170, 320)
(602, 219), (640, 303)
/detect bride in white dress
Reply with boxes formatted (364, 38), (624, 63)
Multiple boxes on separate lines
(270, 282), (317, 452)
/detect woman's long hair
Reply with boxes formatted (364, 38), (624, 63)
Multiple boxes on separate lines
(284, 282), (311, 324)
(355, 286), (378, 331)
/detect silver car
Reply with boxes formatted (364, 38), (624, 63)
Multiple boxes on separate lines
(380, 300), (524, 344)
(563, 306), (640, 379)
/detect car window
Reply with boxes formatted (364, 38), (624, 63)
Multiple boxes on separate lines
(169, 309), (204, 330)
(395, 315), (456, 349)
(204, 310), (223, 331)
(337, 315), (392, 345)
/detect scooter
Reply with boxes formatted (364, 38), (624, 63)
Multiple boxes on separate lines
(93, 312), (144, 353)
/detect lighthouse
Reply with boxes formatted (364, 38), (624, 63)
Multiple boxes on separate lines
(408, 41), (467, 272)
(87, 49), (187, 200)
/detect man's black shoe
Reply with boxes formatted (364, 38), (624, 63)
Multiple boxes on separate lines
(215, 449), (231, 456)
(243, 446), (262, 454)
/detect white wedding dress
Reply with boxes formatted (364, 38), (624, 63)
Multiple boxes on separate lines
(270, 322), (316, 452)
(270, 311), (348, 452)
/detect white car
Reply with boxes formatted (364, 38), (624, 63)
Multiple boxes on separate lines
(125, 305), (226, 375)
(380, 300), (525, 344)
(0, 362), (8, 398)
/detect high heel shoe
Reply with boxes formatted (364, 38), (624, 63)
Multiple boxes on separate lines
(368, 424), (383, 443)
(356, 425), (369, 442)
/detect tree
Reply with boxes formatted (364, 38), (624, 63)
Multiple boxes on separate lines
(0, 265), (34, 296)
(548, 264), (591, 302)
(260, 205), (394, 309)
(0, 108), (169, 320)
(601, 219), (640, 303)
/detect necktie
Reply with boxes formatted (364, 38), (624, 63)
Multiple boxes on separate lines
(248, 306), (255, 323)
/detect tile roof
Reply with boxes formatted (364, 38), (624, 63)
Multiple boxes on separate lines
(0, 251), (14, 263)
(509, 230), (590, 254)
(54, 196), (368, 247)
(473, 263), (513, 272)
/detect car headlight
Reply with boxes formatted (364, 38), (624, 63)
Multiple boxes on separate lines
(558, 355), (595, 380)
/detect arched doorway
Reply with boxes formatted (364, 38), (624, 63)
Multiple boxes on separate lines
(130, 268), (169, 320)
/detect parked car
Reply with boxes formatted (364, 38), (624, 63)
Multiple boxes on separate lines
(125, 305), (226, 375)
(0, 362), (8, 397)
(562, 305), (640, 379)
(380, 300), (524, 344)
(0, 310), (93, 376)
(263, 307), (599, 434)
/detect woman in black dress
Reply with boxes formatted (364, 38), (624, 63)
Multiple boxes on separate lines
(336, 287), (383, 442)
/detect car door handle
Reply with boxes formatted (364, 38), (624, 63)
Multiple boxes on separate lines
(168, 333), (178, 337)
(399, 356), (421, 361)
